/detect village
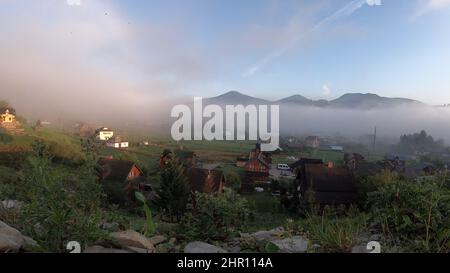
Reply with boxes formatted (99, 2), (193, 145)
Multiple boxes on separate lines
(0, 105), (449, 254)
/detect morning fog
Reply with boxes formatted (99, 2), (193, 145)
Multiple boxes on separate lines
(171, 97), (280, 151)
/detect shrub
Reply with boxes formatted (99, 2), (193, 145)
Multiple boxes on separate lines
(179, 189), (252, 241)
(11, 152), (107, 252)
(158, 158), (191, 222)
(366, 178), (450, 252)
(296, 209), (368, 253)
(225, 172), (241, 192)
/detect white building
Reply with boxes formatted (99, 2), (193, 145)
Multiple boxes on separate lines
(96, 127), (114, 141)
(106, 136), (129, 149)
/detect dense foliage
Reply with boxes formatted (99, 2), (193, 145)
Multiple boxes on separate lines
(366, 177), (450, 252)
(0, 141), (106, 252)
(158, 158), (191, 222)
(179, 189), (252, 241)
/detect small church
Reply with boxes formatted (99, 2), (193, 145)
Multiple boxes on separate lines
(0, 108), (25, 135)
(1, 108), (15, 123)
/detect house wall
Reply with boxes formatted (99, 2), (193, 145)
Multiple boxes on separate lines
(127, 165), (143, 181)
(98, 131), (114, 141)
(245, 160), (269, 172)
(1, 113), (15, 123)
(106, 142), (120, 148)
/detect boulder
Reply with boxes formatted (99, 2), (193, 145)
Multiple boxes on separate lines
(149, 235), (167, 246)
(84, 245), (133, 254)
(240, 227), (285, 241)
(0, 220), (25, 252)
(110, 230), (155, 251)
(271, 236), (309, 253)
(184, 241), (228, 253)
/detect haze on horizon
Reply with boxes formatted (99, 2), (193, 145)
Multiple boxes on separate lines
(0, 0), (450, 143)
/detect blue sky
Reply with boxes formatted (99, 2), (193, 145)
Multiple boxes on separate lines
(1, 0), (450, 106)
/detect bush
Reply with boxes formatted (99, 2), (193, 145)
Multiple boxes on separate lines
(179, 189), (252, 241)
(158, 158), (191, 222)
(10, 153), (107, 252)
(296, 209), (368, 253)
(367, 178), (450, 252)
(225, 172), (241, 193)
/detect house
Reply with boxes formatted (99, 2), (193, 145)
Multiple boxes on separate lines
(297, 164), (359, 205)
(97, 158), (144, 182)
(106, 136), (129, 149)
(97, 158), (145, 202)
(96, 127), (114, 141)
(305, 136), (320, 149)
(159, 148), (198, 169)
(289, 158), (324, 172)
(244, 157), (270, 182)
(0, 108), (25, 135)
(236, 156), (248, 167)
(0, 108), (15, 123)
(174, 149), (197, 167)
(187, 168), (225, 194)
(244, 142), (271, 182)
(249, 142), (273, 164)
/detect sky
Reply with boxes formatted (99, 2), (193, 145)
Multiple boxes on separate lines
(1, 0), (450, 115)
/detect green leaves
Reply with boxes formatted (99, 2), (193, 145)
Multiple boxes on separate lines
(135, 191), (156, 236)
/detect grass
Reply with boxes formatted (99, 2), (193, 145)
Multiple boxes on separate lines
(296, 213), (368, 253)
(244, 192), (290, 232)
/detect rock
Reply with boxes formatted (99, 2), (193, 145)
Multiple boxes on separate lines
(110, 230), (155, 251)
(240, 227), (285, 241)
(169, 237), (177, 245)
(0, 220), (25, 252)
(84, 245), (133, 253)
(184, 242), (228, 253)
(125, 246), (153, 253)
(271, 236), (308, 253)
(22, 236), (39, 248)
(0, 200), (23, 211)
(351, 245), (371, 254)
(149, 235), (167, 246)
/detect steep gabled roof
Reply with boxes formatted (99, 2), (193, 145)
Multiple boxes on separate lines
(97, 158), (142, 182)
(0, 108), (16, 115)
(290, 158), (324, 170)
(187, 168), (224, 193)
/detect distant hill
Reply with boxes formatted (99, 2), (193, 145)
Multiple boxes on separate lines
(205, 91), (424, 110)
(204, 91), (269, 106)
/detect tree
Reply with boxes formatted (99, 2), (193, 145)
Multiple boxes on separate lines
(397, 130), (445, 154)
(158, 157), (191, 222)
(225, 172), (242, 193)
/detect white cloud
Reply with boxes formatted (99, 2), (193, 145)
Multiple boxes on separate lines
(415, 0), (450, 17)
(322, 84), (332, 97)
(66, 0), (81, 6)
(366, 0), (382, 6)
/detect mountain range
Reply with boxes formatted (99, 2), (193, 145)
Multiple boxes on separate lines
(204, 91), (424, 110)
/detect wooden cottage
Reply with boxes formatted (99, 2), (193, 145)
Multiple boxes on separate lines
(187, 168), (225, 194)
(297, 164), (359, 205)
(244, 157), (270, 182)
(97, 158), (145, 202)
